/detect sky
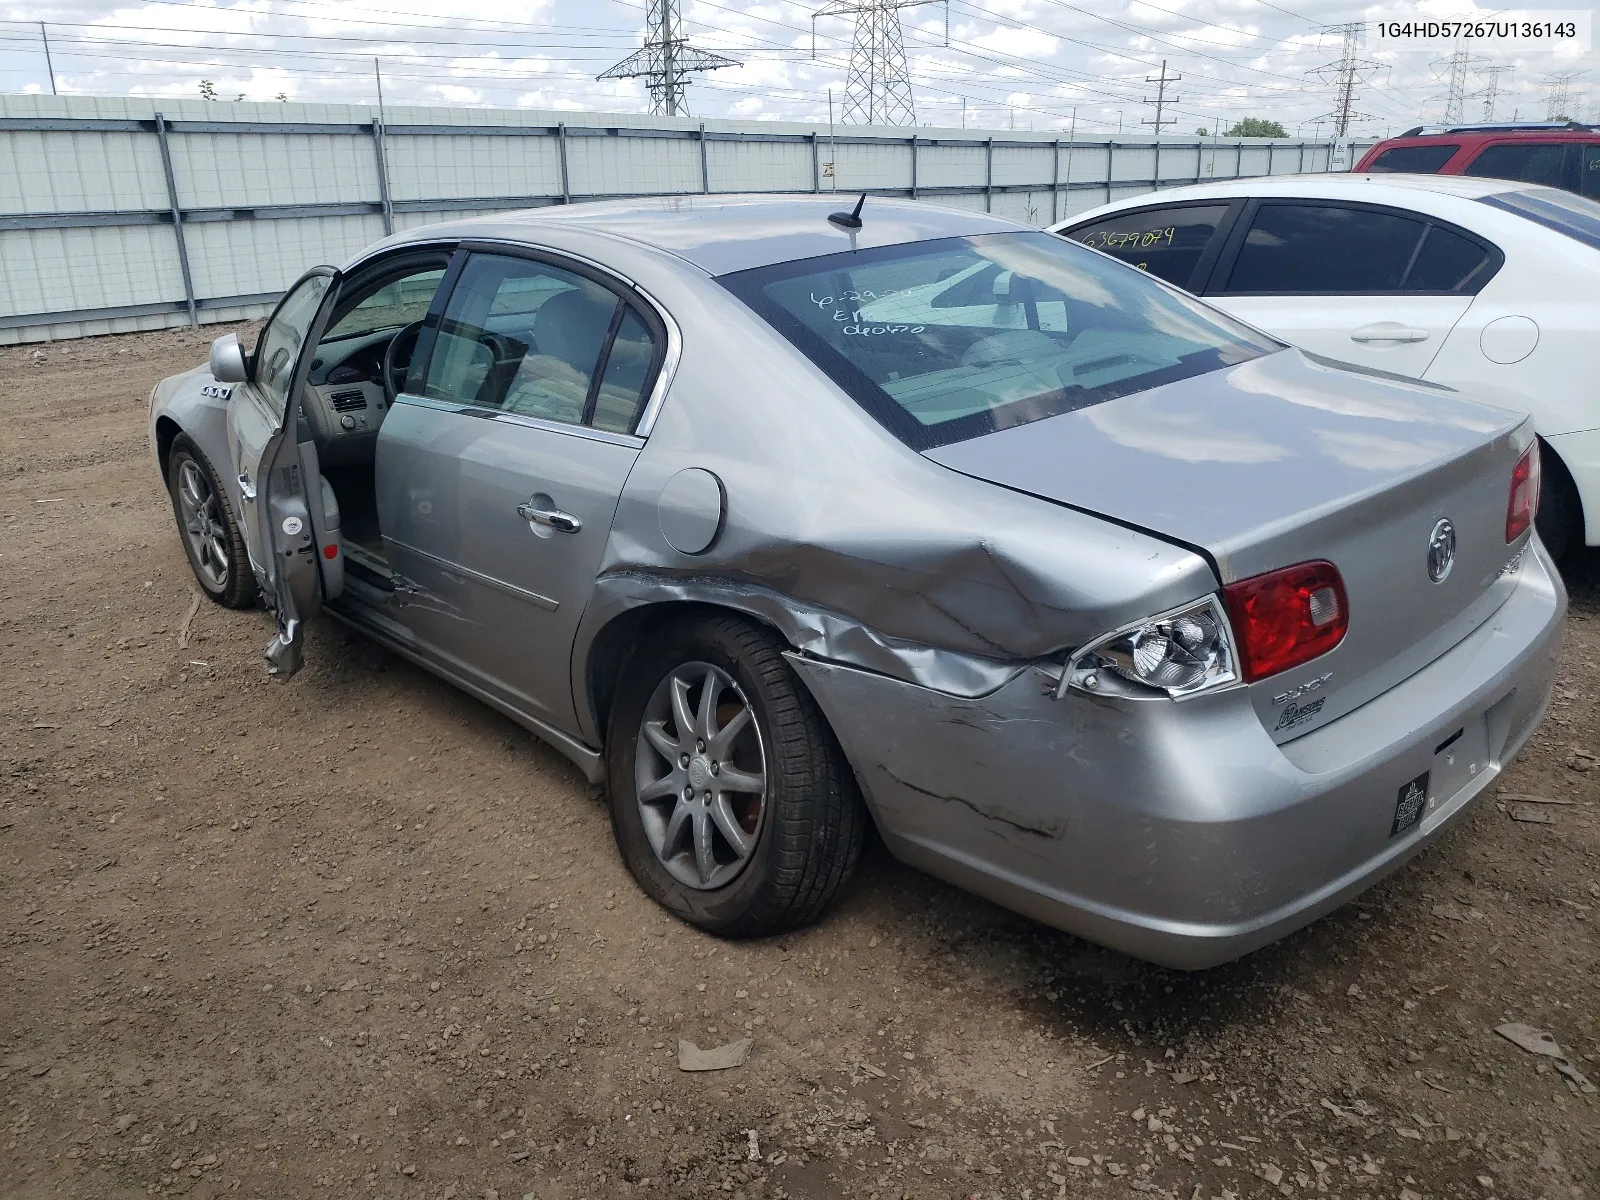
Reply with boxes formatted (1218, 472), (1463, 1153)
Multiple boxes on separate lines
(2, 0), (1597, 137)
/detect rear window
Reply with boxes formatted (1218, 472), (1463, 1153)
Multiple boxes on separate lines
(1478, 186), (1600, 252)
(1221, 204), (1427, 293)
(1367, 144), (1460, 173)
(719, 232), (1276, 451)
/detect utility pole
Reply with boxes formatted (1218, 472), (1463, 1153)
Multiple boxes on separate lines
(1310, 22), (1378, 136)
(374, 58), (385, 122)
(40, 22), (56, 96)
(1542, 69), (1586, 120)
(1469, 64), (1510, 121)
(598, 0), (740, 117)
(813, 0), (948, 126)
(1141, 59), (1180, 135)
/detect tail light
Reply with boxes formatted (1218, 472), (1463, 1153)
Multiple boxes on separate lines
(1506, 441), (1540, 543)
(1224, 560), (1348, 683)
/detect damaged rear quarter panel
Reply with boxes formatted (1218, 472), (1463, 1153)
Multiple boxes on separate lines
(567, 248), (1218, 743)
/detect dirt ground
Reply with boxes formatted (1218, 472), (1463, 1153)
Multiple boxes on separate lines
(1, 322), (1596, 1200)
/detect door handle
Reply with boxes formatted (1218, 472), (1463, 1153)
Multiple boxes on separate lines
(1351, 323), (1428, 344)
(517, 501), (582, 534)
(237, 473), (257, 501)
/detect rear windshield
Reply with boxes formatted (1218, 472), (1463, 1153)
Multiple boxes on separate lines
(1367, 144), (1460, 173)
(1478, 186), (1600, 252)
(719, 232), (1276, 451)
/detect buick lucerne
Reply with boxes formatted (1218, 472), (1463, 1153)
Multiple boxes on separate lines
(149, 195), (1565, 968)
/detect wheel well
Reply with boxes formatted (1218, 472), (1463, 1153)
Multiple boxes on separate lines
(584, 601), (784, 742)
(154, 416), (183, 476)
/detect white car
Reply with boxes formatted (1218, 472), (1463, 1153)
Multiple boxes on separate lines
(1050, 174), (1600, 558)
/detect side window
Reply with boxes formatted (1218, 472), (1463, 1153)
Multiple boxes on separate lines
(1220, 204), (1427, 294)
(590, 306), (657, 434)
(1367, 144), (1459, 173)
(323, 266), (447, 343)
(1463, 142), (1567, 188)
(1065, 204), (1229, 287)
(252, 273), (332, 412)
(1404, 225), (1496, 293)
(421, 254), (621, 426)
(1581, 144), (1600, 200)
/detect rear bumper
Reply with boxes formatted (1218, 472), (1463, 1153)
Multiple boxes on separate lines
(791, 541), (1565, 970)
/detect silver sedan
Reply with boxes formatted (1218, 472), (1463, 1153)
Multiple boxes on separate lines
(148, 195), (1564, 968)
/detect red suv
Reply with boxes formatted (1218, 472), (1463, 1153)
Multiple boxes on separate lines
(1355, 122), (1600, 200)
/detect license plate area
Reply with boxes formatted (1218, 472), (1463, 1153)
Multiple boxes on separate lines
(1391, 715), (1490, 838)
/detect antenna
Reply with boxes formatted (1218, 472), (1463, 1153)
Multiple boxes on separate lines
(813, 0), (948, 126)
(829, 192), (867, 229)
(598, 0), (740, 117)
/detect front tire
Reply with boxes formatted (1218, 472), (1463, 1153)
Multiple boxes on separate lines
(605, 614), (866, 937)
(167, 435), (256, 608)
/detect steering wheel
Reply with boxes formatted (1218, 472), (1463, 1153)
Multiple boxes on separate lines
(382, 320), (426, 404)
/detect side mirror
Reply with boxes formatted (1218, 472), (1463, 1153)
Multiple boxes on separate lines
(209, 333), (248, 384)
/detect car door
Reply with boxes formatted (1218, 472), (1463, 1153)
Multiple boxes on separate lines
(376, 246), (665, 735)
(226, 267), (340, 676)
(1201, 200), (1488, 378)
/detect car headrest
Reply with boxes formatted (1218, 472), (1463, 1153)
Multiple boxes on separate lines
(533, 288), (613, 375)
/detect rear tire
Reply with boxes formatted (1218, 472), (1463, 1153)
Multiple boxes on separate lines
(605, 613), (866, 937)
(1535, 439), (1581, 563)
(167, 435), (257, 609)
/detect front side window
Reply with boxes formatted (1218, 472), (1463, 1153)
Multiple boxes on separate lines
(1367, 144), (1459, 173)
(420, 254), (622, 426)
(324, 266), (447, 342)
(1220, 203), (1427, 294)
(1463, 142), (1567, 188)
(253, 273), (332, 413)
(720, 232), (1276, 451)
(1064, 204), (1229, 287)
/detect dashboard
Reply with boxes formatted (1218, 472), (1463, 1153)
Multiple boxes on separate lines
(302, 327), (399, 464)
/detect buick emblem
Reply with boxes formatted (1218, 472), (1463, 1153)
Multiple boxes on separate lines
(1427, 518), (1456, 583)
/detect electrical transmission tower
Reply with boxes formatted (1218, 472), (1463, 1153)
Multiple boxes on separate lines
(1310, 23), (1379, 136)
(1542, 69), (1586, 119)
(1142, 60), (1181, 135)
(1430, 47), (1488, 124)
(812, 0), (948, 126)
(1469, 64), (1511, 121)
(598, 0), (740, 117)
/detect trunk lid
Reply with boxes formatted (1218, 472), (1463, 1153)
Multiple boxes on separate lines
(926, 348), (1533, 740)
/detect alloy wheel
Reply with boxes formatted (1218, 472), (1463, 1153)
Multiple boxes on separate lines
(176, 458), (230, 590)
(634, 662), (768, 890)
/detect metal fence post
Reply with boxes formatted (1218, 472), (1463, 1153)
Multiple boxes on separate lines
(1297, 142), (1305, 173)
(1050, 138), (1060, 224)
(1153, 139), (1161, 192)
(371, 119), (393, 235)
(1267, 142), (1275, 176)
(910, 133), (918, 199)
(557, 123), (571, 204)
(984, 137), (993, 212)
(1236, 141), (1243, 179)
(811, 132), (820, 192)
(153, 113), (198, 326)
(699, 123), (710, 194)
(1105, 142), (1114, 204)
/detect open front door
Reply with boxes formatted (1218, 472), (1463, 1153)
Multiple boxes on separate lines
(225, 267), (340, 677)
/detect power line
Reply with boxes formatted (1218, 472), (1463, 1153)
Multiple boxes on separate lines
(598, 0), (739, 115)
(1309, 22), (1379, 135)
(1543, 69), (1586, 119)
(1470, 63), (1511, 121)
(1431, 47), (1489, 124)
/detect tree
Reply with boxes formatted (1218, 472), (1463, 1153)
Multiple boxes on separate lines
(198, 79), (217, 101)
(1196, 126), (1209, 136)
(275, 92), (288, 102)
(1224, 117), (1287, 138)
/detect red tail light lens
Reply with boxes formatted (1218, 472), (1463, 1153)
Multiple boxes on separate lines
(1506, 441), (1540, 543)
(1223, 561), (1349, 683)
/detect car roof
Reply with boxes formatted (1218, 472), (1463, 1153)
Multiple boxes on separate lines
(1056, 171), (1527, 217)
(387, 194), (1024, 276)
